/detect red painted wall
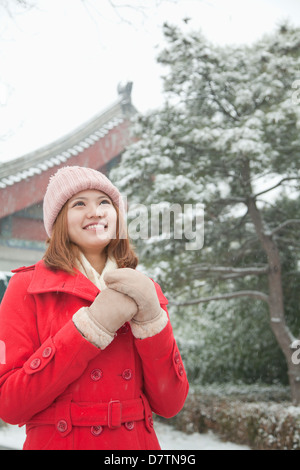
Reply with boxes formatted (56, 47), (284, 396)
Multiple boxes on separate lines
(12, 217), (46, 242)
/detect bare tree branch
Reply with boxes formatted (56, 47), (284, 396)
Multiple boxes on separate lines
(191, 265), (269, 277)
(106, 0), (147, 24)
(169, 290), (269, 306)
(252, 177), (300, 199)
(270, 219), (300, 237)
(80, 0), (179, 26)
(0, 0), (35, 22)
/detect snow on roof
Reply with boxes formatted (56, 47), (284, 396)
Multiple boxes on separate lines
(0, 115), (125, 189)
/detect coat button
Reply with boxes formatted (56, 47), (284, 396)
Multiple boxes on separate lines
(178, 363), (184, 376)
(122, 368), (132, 380)
(91, 425), (103, 436)
(57, 420), (68, 433)
(30, 358), (41, 370)
(90, 369), (103, 381)
(124, 421), (135, 431)
(148, 415), (154, 428)
(174, 351), (180, 364)
(42, 347), (52, 358)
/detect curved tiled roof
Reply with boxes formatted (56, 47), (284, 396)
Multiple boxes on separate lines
(0, 82), (136, 189)
(0, 83), (136, 222)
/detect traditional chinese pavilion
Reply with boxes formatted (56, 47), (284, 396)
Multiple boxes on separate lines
(0, 82), (136, 271)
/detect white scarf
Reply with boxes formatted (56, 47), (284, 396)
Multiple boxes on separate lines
(76, 252), (118, 291)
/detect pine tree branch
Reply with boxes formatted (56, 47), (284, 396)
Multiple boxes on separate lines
(270, 219), (300, 236)
(169, 290), (269, 306)
(252, 177), (300, 199)
(276, 237), (300, 248)
(191, 265), (269, 277)
(208, 81), (240, 122)
(211, 197), (247, 206)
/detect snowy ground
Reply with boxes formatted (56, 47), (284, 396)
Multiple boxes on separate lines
(155, 421), (250, 450)
(0, 422), (250, 450)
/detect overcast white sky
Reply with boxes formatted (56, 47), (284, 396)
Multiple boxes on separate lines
(1, 0), (300, 162)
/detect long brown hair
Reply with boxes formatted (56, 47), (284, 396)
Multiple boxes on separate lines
(43, 202), (138, 274)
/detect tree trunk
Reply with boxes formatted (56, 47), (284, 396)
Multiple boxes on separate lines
(238, 158), (299, 402)
(265, 238), (300, 404)
(246, 186), (300, 403)
(267, 247), (300, 404)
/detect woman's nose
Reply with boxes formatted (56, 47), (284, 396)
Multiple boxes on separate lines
(85, 204), (101, 218)
(95, 204), (107, 217)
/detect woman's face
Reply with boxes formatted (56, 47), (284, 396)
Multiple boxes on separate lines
(67, 189), (117, 254)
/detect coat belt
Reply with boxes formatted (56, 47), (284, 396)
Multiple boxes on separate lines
(26, 396), (149, 434)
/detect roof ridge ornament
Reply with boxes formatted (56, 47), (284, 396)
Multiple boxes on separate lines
(117, 81), (134, 115)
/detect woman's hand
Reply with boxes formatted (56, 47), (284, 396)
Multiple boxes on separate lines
(104, 268), (161, 324)
(87, 288), (138, 334)
(73, 287), (138, 348)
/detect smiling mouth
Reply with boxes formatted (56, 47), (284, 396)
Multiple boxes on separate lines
(83, 223), (108, 231)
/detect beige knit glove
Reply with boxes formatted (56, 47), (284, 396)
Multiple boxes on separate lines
(73, 288), (138, 349)
(104, 268), (168, 339)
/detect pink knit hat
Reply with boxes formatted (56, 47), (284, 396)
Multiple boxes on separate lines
(43, 166), (125, 237)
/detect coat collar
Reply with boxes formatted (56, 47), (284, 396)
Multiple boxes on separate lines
(26, 260), (99, 302)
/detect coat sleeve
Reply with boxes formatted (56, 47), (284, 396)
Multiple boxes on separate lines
(133, 282), (189, 419)
(0, 272), (100, 425)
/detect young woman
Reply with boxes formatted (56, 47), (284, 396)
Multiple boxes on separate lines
(0, 166), (189, 450)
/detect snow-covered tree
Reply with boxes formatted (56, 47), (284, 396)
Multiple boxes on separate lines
(110, 23), (300, 402)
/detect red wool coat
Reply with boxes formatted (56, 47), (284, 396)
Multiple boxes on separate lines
(0, 261), (189, 450)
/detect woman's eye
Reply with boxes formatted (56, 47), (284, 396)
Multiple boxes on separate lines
(73, 201), (85, 207)
(100, 199), (110, 205)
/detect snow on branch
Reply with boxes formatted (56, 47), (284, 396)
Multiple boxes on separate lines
(191, 265), (269, 277)
(208, 81), (240, 122)
(252, 177), (300, 199)
(169, 290), (269, 306)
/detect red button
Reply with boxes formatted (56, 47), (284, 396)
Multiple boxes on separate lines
(91, 369), (103, 381)
(122, 369), (132, 380)
(148, 415), (153, 428)
(30, 358), (41, 370)
(42, 347), (52, 358)
(125, 421), (135, 431)
(91, 425), (103, 436)
(178, 363), (184, 376)
(174, 351), (180, 364)
(57, 420), (68, 433)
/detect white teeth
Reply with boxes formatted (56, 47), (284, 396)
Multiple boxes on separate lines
(84, 224), (107, 230)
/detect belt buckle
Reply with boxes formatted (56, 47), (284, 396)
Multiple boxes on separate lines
(108, 400), (122, 429)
